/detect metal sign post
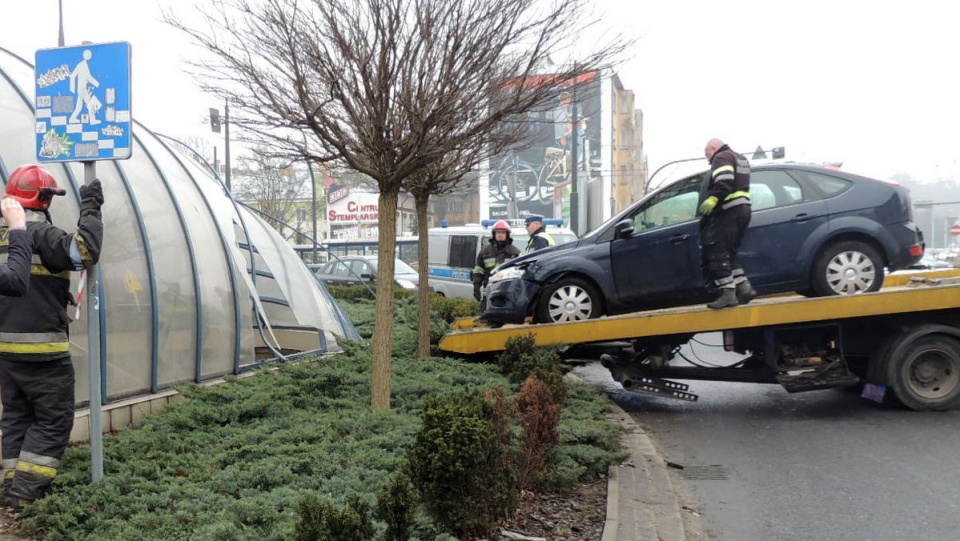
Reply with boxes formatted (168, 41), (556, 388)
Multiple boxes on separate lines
(35, 41), (133, 484)
(83, 162), (102, 483)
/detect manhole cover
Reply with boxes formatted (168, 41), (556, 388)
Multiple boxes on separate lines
(674, 464), (730, 481)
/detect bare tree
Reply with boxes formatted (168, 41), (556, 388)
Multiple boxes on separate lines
(165, 135), (219, 177)
(232, 149), (309, 240)
(167, 0), (628, 410)
(405, 153), (476, 358)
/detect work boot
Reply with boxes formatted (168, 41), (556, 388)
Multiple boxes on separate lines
(3, 494), (31, 515)
(736, 279), (757, 305)
(707, 288), (739, 309)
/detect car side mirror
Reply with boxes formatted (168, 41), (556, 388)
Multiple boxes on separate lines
(614, 219), (635, 239)
(361, 273), (374, 281)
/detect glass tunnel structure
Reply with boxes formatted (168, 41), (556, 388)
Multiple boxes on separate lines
(0, 46), (359, 408)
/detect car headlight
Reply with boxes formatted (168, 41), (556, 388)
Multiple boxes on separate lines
(488, 266), (525, 284)
(395, 279), (418, 290)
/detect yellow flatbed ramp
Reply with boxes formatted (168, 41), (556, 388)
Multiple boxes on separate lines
(440, 269), (960, 355)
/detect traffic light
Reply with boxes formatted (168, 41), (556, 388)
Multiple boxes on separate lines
(209, 108), (222, 133)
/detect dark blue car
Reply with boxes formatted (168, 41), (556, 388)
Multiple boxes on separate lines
(481, 163), (925, 325)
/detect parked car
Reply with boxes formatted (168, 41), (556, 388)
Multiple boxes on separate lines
(481, 163), (925, 325)
(312, 255), (420, 290)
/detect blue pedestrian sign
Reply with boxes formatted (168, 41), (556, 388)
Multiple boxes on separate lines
(34, 42), (132, 162)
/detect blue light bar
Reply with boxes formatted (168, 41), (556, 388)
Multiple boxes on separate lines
(480, 218), (566, 228)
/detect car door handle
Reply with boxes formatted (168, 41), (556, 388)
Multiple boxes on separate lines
(669, 234), (691, 243)
(791, 213), (819, 223)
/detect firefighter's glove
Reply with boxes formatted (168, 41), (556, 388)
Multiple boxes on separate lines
(698, 196), (718, 216)
(79, 179), (104, 211)
(473, 284), (482, 301)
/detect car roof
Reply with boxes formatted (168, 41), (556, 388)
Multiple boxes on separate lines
(655, 161), (890, 192)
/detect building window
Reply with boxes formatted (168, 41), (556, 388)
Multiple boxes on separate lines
(447, 200), (465, 213)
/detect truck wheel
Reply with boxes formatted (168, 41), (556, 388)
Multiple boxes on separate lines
(811, 241), (884, 296)
(888, 335), (960, 411)
(536, 277), (602, 323)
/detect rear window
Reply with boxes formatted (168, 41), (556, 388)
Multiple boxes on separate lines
(750, 170), (805, 210)
(803, 172), (852, 197)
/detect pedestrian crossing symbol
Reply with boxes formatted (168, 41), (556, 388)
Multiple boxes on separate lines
(34, 41), (132, 162)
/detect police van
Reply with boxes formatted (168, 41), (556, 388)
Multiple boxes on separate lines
(427, 218), (578, 299)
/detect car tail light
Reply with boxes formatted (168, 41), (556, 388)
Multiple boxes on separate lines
(910, 245), (924, 257)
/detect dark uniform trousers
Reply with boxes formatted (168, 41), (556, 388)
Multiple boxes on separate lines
(0, 356), (75, 500)
(701, 204), (751, 287)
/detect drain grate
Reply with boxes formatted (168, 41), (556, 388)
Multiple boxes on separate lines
(673, 464), (730, 481)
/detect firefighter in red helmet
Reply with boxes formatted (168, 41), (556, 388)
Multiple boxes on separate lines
(472, 220), (520, 307)
(0, 164), (103, 513)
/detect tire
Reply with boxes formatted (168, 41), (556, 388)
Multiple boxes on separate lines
(811, 241), (884, 296)
(535, 277), (602, 323)
(887, 335), (960, 411)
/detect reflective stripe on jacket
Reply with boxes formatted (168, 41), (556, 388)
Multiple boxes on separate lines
(707, 145), (751, 208)
(524, 229), (556, 254)
(0, 210), (102, 362)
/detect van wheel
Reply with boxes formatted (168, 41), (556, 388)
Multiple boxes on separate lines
(811, 241), (884, 296)
(536, 278), (602, 323)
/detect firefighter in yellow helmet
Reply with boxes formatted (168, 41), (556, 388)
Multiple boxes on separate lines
(472, 220), (520, 307)
(0, 164), (103, 512)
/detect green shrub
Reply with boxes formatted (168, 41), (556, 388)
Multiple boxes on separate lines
(294, 493), (375, 541)
(406, 391), (516, 538)
(497, 334), (568, 403)
(16, 297), (623, 540)
(375, 473), (418, 541)
(326, 284), (416, 302)
(430, 294), (480, 324)
(326, 284), (376, 301)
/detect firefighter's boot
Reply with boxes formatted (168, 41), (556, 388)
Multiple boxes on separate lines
(707, 288), (739, 309)
(736, 279), (757, 305)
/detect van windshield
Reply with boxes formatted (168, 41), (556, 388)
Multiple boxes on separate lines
(513, 232), (577, 246)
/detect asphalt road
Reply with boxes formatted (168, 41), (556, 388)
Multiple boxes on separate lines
(576, 334), (960, 541)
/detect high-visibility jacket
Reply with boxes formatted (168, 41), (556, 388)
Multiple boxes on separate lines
(524, 227), (556, 254)
(706, 144), (751, 210)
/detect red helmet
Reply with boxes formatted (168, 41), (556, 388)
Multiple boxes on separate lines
(5, 164), (60, 210)
(491, 220), (512, 236)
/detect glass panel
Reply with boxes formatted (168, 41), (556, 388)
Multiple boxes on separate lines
(752, 170), (805, 208)
(805, 172), (851, 196)
(118, 136), (196, 390)
(142, 132), (244, 380)
(240, 207), (347, 334)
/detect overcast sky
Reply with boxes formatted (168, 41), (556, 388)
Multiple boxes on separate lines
(4, 1), (960, 184)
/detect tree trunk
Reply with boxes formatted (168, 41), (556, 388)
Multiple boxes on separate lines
(371, 189), (400, 410)
(415, 192), (432, 358)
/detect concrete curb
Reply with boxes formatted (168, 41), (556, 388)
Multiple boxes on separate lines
(601, 404), (686, 541)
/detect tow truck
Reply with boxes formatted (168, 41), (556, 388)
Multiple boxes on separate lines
(439, 268), (960, 411)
